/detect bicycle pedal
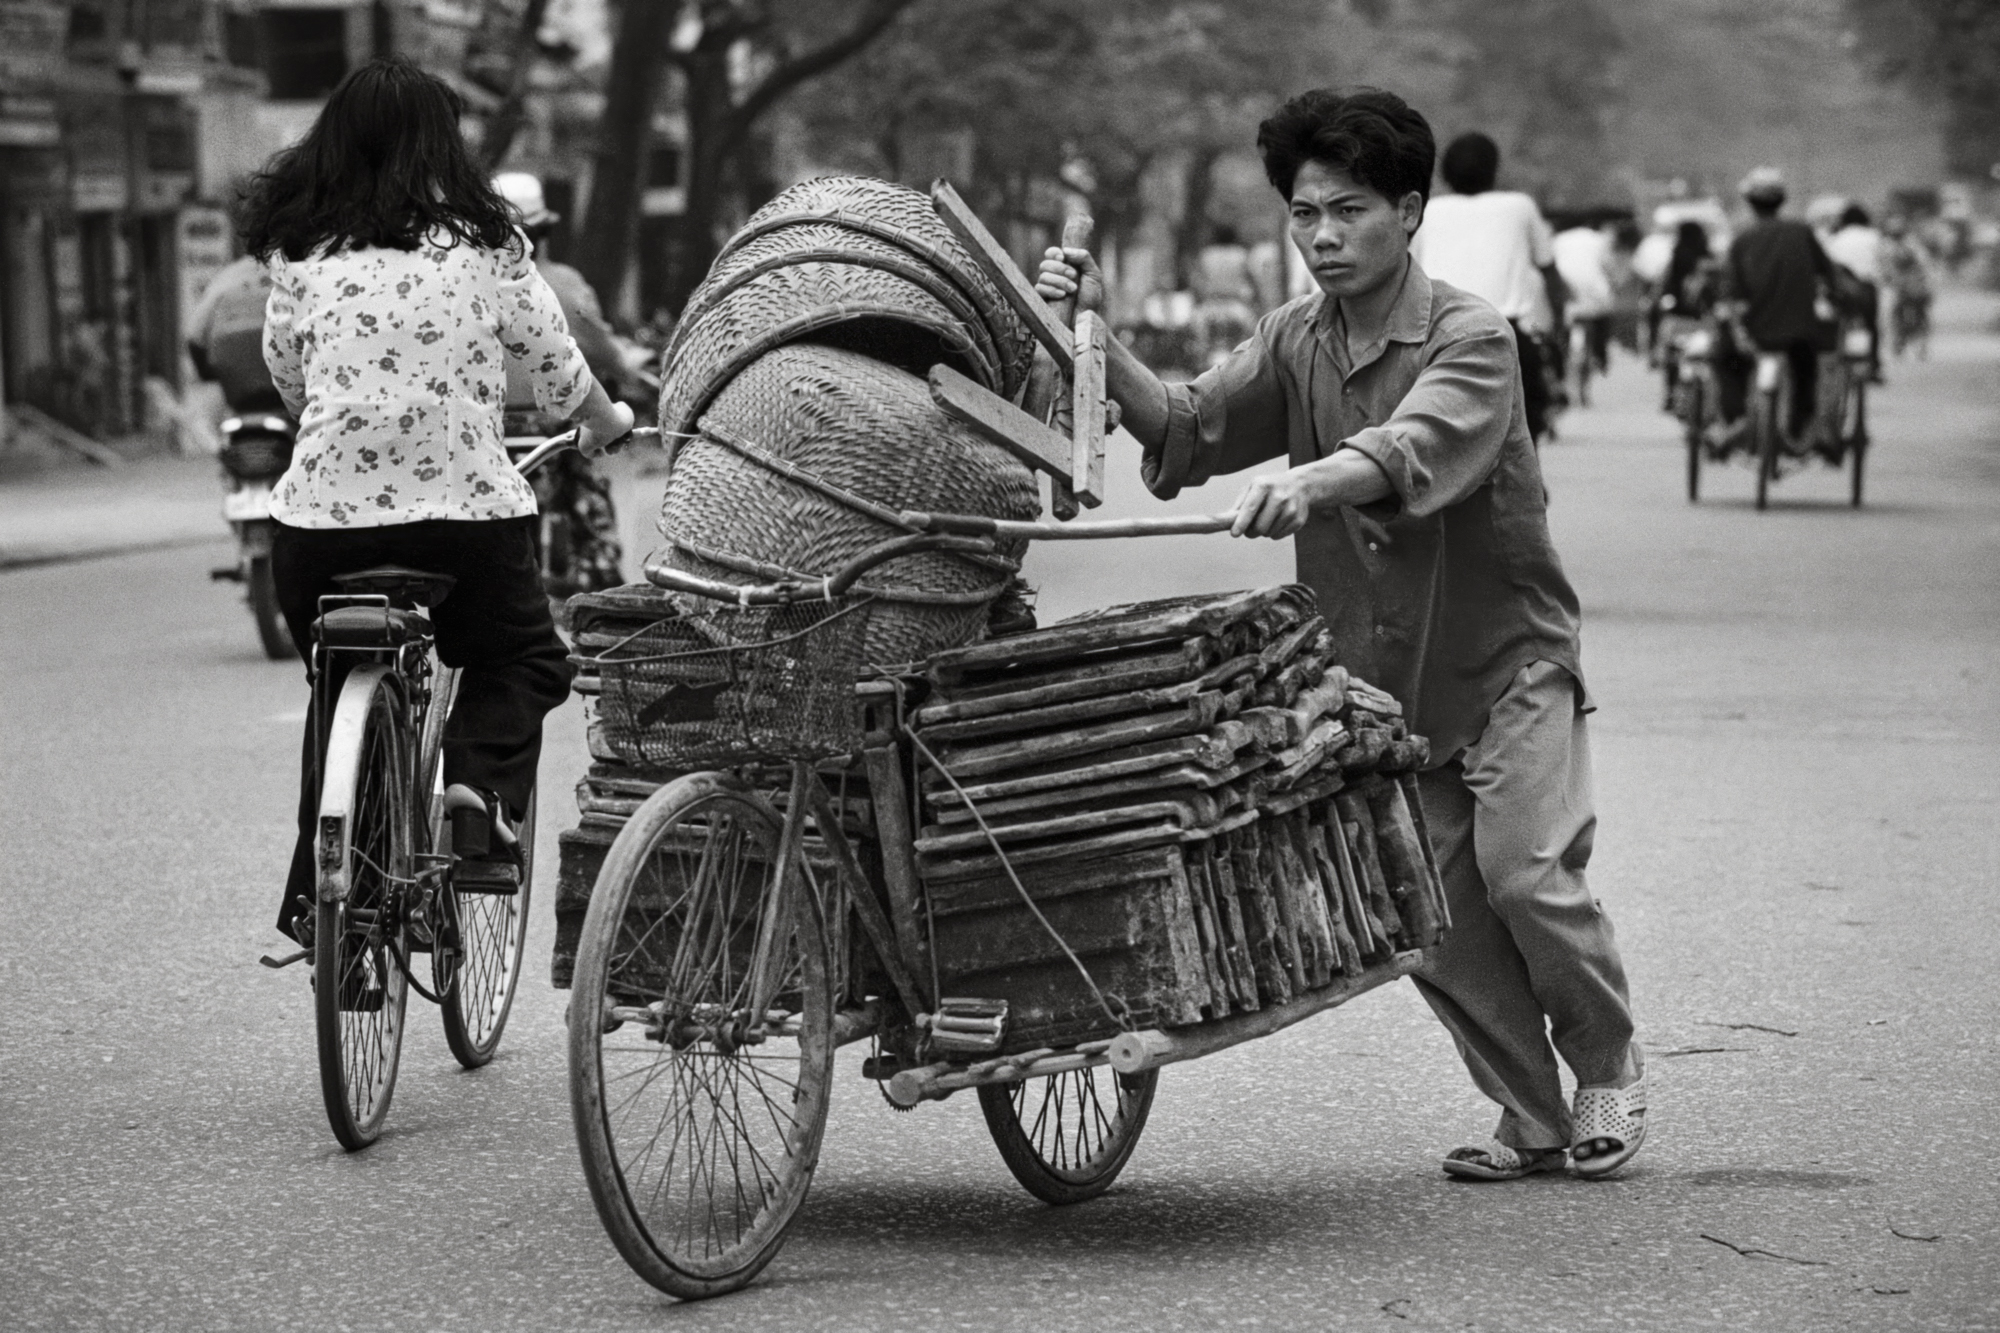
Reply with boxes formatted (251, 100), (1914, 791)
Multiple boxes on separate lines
(922, 997), (1008, 1055)
(259, 947), (311, 970)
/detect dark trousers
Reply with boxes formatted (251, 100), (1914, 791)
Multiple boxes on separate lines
(1508, 320), (1552, 442)
(1716, 337), (1818, 436)
(270, 516), (574, 940)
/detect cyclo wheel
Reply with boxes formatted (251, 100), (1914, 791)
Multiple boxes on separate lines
(1682, 379), (1704, 503)
(1753, 388), (1780, 511)
(569, 773), (835, 1300)
(979, 1065), (1159, 1205)
(314, 665), (412, 1151)
(1845, 379), (1868, 509)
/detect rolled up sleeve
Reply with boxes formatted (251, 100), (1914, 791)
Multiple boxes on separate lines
(497, 238), (591, 417)
(1338, 327), (1517, 519)
(1143, 324), (1290, 500)
(262, 273), (307, 419)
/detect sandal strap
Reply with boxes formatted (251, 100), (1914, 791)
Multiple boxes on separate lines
(1572, 1081), (1647, 1145)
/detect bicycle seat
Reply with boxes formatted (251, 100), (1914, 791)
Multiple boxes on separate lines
(332, 565), (456, 608)
(318, 605), (432, 649)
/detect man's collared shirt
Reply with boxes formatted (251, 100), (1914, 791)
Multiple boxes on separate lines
(1146, 260), (1584, 763)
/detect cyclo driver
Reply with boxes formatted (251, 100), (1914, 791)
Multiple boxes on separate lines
(240, 58), (632, 945)
(1711, 166), (1836, 451)
(1036, 88), (1645, 1180)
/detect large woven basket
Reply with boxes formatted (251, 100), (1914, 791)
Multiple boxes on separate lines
(658, 342), (1039, 668)
(658, 176), (1038, 437)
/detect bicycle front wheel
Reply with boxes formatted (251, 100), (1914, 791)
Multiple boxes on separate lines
(314, 666), (413, 1151)
(569, 773), (835, 1300)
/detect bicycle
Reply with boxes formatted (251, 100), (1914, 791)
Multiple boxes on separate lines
(266, 427), (653, 1150)
(565, 507), (1430, 1298)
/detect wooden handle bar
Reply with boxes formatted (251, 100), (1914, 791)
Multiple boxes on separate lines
(898, 509), (1236, 541)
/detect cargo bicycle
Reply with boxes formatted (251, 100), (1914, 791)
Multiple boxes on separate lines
(563, 509), (1445, 1300)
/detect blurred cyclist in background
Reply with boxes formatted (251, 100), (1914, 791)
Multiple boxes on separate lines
(1825, 203), (1884, 382)
(493, 171), (628, 596)
(186, 254), (283, 415)
(1552, 212), (1617, 393)
(1714, 166), (1834, 444)
(1880, 213), (1933, 359)
(1410, 132), (1567, 442)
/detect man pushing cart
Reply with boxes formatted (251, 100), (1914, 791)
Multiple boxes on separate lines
(1034, 87), (1645, 1184)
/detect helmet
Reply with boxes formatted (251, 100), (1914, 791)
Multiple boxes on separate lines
(493, 171), (558, 229)
(1738, 166), (1787, 205)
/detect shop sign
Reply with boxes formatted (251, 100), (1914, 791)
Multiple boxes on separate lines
(71, 170), (129, 212)
(176, 206), (233, 335)
(0, 92), (59, 147)
(0, 0), (66, 88)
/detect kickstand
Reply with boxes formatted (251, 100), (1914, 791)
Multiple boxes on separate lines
(260, 947), (310, 970)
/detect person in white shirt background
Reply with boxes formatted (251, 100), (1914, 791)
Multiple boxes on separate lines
(1410, 132), (1568, 441)
(1825, 203), (1885, 382)
(1552, 214), (1618, 391)
(240, 56), (634, 940)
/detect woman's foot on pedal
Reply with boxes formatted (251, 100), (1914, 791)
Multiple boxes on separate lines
(444, 784), (521, 893)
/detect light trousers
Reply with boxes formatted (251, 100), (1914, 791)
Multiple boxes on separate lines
(1411, 660), (1638, 1151)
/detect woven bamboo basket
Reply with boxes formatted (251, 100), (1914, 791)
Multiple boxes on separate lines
(658, 342), (1039, 668)
(709, 175), (1037, 393)
(658, 176), (1038, 437)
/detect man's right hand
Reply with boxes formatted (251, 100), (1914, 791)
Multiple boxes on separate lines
(1035, 247), (1106, 313)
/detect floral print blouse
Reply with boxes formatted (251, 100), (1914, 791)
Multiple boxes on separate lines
(263, 229), (590, 528)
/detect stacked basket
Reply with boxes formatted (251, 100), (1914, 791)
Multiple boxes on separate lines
(584, 176), (1053, 768)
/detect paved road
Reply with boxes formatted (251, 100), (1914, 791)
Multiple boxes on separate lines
(4, 293), (1996, 1332)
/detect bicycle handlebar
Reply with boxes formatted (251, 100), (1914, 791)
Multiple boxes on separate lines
(513, 425), (660, 478)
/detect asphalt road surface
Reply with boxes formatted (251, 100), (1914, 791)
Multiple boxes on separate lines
(4, 292), (1996, 1333)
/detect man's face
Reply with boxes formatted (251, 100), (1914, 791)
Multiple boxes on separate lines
(1287, 160), (1423, 301)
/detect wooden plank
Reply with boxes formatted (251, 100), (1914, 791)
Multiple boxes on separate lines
(1205, 842), (1260, 1010)
(929, 364), (1075, 482)
(925, 845), (1181, 918)
(913, 797), (1215, 856)
(927, 637), (1215, 706)
(916, 820), (1184, 883)
(932, 693), (1227, 779)
(1106, 951), (1428, 1075)
(925, 586), (1311, 679)
(914, 676), (1214, 745)
(930, 179), (1076, 372)
(926, 755), (1270, 825)
(918, 649), (1255, 728)
(922, 730), (1252, 806)
(1070, 310), (1107, 507)
(1318, 807), (1386, 958)
(859, 745), (931, 998)
(1336, 790), (1405, 944)
(1368, 779), (1445, 948)
(1257, 820), (1313, 993)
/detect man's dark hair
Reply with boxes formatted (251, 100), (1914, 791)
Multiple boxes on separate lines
(1838, 203), (1872, 230)
(239, 57), (520, 262)
(1256, 88), (1435, 206)
(1748, 196), (1783, 220)
(1439, 132), (1500, 195)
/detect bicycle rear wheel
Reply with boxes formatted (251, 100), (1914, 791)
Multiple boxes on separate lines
(314, 666), (412, 1151)
(442, 787), (534, 1068)
(979, 1066), (1158, 1205)
(569, 773), (835, 1300)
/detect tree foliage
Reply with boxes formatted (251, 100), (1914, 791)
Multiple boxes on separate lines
(1845, 0), (2000, 177)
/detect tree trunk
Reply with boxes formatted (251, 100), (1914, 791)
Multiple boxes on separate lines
(478, 0), (552, 169)
(575, 0), (677, 320)
(663, 47), (737, 318)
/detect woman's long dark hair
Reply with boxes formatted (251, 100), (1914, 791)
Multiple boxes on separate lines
(239, 57), (519, 262)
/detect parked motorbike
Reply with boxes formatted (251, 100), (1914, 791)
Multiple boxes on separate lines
(209, 413), (297, 659)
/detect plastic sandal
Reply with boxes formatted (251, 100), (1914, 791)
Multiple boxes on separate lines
(1441, 1142), (1566, 1181)
(1570, 1074), (1648, 1178)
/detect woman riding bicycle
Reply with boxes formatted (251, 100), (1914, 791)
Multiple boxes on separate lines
(239, 57), (633, 944)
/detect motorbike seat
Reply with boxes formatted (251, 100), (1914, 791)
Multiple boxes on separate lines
(317, 604), (433, 650)
(331, 565), (457, 608)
